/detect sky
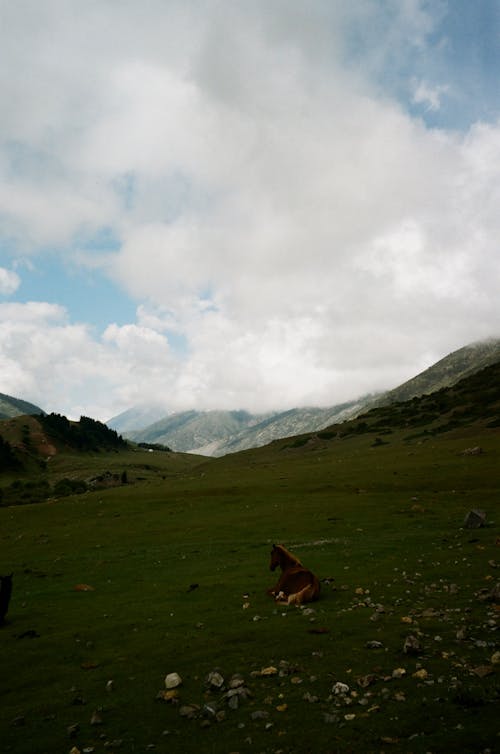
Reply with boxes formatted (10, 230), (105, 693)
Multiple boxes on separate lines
(1, 0), (499, 422)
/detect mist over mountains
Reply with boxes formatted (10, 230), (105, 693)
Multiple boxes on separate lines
(1, 338), (499, 457)
(107, 337), (500, 456)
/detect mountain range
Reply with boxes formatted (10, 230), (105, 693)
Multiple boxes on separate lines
(107, 337), (500, 456)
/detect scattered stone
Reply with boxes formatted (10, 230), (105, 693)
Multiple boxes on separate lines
(403, 635), (422, 655)
(365, 640), (384, 649)
(357, 674), (376, 688)
(303, 691), (319, 703)
(156, 689), (179, 702)
(332, 682), (350, 695)
(165, 672), (182, 689)
(259, 666), (278, 676)
(179, 704), (200, 719)
(464, 509), (486, 529)
(67, 723), (80, 738)
(73, 584), (95, 591)
(11, 716), (26, 727)
(392, 668), (406, 679)
(491, 651), (500, 665)
(460, 446), (483, 456)
(251, 710), (269, 720)
(412, 669), (428, 680)
(106, 680), (114, 692)
(472, 665), (494, 678)
(228, 674), (245, 689)
(205, 670), (225, 689)
(90, 710), (103, 725)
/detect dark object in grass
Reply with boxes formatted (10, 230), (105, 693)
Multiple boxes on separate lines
(187, 583), (199, 592)
(464, 509), (486, 529)
(16, 629), (40, 639)
(0, 573), (13, 625)
(268, 544), (320, 606)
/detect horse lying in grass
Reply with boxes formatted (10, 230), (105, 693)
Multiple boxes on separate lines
(267, 544), (320, 606)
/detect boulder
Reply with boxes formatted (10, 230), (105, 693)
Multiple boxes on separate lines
(463, 509), (486, 529)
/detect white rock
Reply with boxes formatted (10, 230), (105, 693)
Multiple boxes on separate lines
(165, 672), (182, 689)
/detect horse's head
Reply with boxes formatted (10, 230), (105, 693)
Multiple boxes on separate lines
(270, 544), (281, 571)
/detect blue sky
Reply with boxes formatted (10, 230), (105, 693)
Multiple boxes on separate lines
(0, 1), (499, 421)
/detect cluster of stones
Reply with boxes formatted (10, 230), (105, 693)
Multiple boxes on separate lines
(157, 670), (253, 724)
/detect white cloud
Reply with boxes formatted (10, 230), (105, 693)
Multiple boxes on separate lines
(0, 2), (499, 420)
(0, 268), (21, 295)
(412, 79), (449, 111)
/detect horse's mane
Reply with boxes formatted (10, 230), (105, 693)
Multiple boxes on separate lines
(275, 544), (303, 567)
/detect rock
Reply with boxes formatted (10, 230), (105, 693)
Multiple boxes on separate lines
(332, 682), (350, 695)
(460, 446), (483, 456)
(250, 710), (269, 720)
(205, 670), (225, 689)
(165, 672), (182, 689)
(472, 665), (493, 678)
(259, 666), (278, 676)
(228, 674), (245, 689)
(403, 635), (422, 655)
(357, 674), (376, 688)
(365, 640), (384, 649)
(392, 668), (406, 679)
(179, 704), (199, 718)
(90, 710), (103, 726)
(67, 723), (80, 738)
(491, 651), (500, 665)
(412, 669), (428, 680)
(106, 680), (114, 692)
(464, 509), (486, 529)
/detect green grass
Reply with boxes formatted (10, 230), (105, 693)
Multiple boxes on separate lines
(1, 428), (499, 753)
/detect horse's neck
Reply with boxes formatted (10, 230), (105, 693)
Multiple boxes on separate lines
(279, 550), (299, 571)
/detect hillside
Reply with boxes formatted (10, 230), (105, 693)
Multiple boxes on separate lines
(128, 409), (272, 454)
(1, 355), (499, 753)
(370, 336), (500, 406)
(110, 337), (500, 455)
(0, 392), (44, 420)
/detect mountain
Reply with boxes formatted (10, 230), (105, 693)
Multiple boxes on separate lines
(127, 409), (273, 455)
(106, 404), (170, 434)
(370, 337), (500, 406)
(110, 337), (500, 456)
(0, 392), (44, 420)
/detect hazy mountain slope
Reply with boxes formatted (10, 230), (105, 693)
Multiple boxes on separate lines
(211, 399), (369, 456)
(318, 358), (500, 440)
(373, 337), (500, 406)
(108, 337), (500, 456)
(128, 409), (271, 453)
(0, 392), (44, 420)
(107, 404), (170, 434)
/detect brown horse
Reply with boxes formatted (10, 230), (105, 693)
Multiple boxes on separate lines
(267, 544), (320, 606)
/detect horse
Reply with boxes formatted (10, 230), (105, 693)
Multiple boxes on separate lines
(267, 544), (320, 606)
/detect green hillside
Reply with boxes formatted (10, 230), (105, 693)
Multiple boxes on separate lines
(0, 363), (499, 753)
(0, 392), (44, 420)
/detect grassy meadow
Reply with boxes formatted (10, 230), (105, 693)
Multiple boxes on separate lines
(1, 420), (499, 753)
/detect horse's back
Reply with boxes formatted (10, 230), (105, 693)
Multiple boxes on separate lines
(282, 566), (320, 600)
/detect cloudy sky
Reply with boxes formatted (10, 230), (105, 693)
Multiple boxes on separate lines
(1, 0), (499, 422)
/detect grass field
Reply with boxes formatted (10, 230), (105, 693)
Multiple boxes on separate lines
(1, 423), (499, 753)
